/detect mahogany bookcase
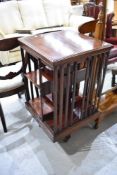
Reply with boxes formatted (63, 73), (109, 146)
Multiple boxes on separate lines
(19, 30), (112, 142)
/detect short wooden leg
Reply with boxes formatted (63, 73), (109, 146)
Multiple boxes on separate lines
(94, 118), (99, 129)
(62, 135), (71, 142)
(0, 103), (7, 133)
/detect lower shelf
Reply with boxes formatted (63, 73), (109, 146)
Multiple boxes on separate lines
(25, 95), (99, 142)
(25, 97), (54, 120)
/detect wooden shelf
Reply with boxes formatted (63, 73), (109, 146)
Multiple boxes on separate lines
(25, 97), (54, 120)
(25, 69), (53, 87)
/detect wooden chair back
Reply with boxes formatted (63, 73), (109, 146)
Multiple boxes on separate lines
(0, 37), (25, 132)
(83, 2), (102, 20)
(0, 37), (19, 51)
(79, 8), (104, 40)
(106, 12), (115, 38)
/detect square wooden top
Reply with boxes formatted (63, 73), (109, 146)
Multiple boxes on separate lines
(19, 30), (112, 67)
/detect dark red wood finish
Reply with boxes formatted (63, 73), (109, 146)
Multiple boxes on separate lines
(19, 30), (112, 142)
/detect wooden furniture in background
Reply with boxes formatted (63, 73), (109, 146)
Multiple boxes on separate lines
(0, 37), (25, 132)
(71, 0), (81, 5)
(83, 2), (102, 20)
(83, 0), (107, 40)
(79, 11), (105, 40)
(78, 13), (117, 121)
(19, 30), (112, 142)
(82, 2), (117, 64)
(105, 13), (117, 87)
(114, 0), (117, 21)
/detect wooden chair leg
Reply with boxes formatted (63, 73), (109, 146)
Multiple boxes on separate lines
(111, 69), (117, 87)
(0, 102), (7, 132)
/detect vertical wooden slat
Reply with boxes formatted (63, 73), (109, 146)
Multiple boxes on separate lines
(38, 59), (43, 119)
(97, 53), (108, 95)
(70, 62), (78, 125)
(53, 66), (59, 133)
(87, 55), (99, 115)
(96, 52), (109, 108)
(81, 57), (92, 119)
(64, 64), (71, 128)
(59, 65), (65, 131)
(84, 58), (94, 117)
(92, 54), (102, 111)
(88, 56), (98, 103)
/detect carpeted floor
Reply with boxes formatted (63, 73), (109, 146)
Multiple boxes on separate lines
(0, 72), (117, 175)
